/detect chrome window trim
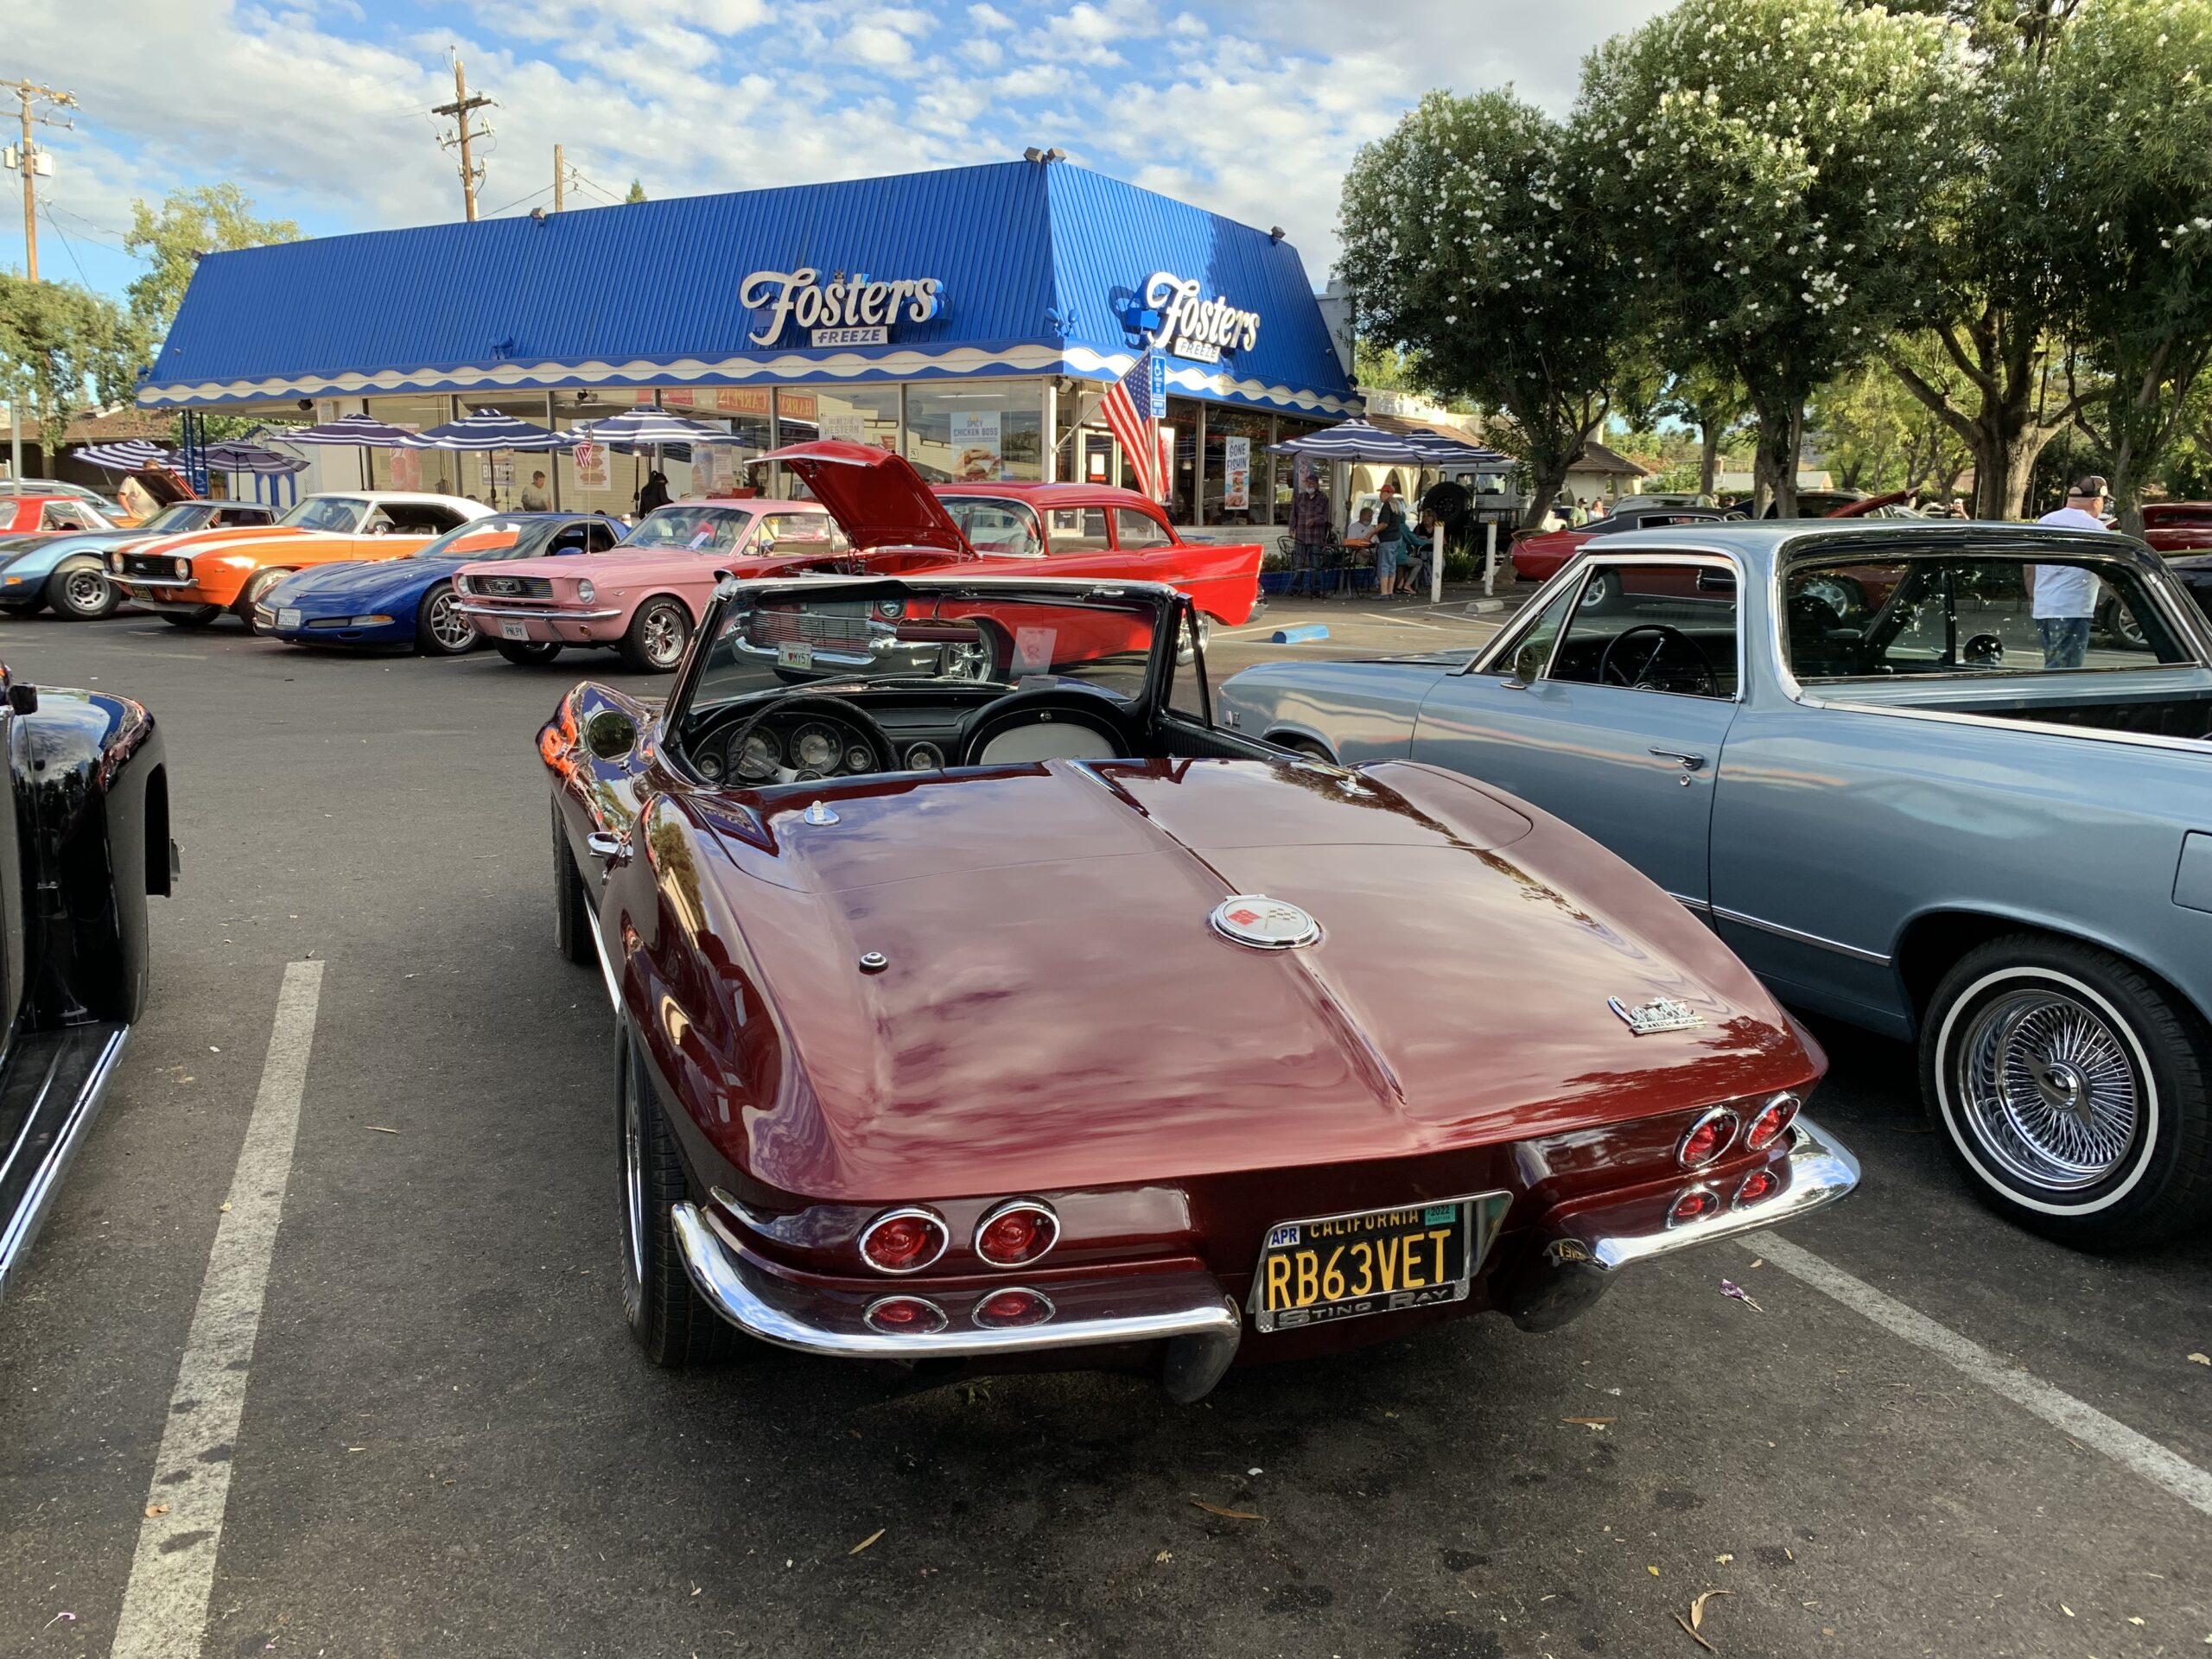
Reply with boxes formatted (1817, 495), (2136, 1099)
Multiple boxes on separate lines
(1709, 904), (1892, 966)
(1468, 550), (1748, 705)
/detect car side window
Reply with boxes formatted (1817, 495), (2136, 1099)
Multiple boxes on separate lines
(547, 524), (589, 555)
(1114, 508), (1172, 549)
(586, 521), (619, 552)
(760, 512), (833, 553)
(1480, 575), (1583, 683)
(43, 503), (91, 529)
(1048, 507), (1110, 552)
(1545, 562), (1739, 698)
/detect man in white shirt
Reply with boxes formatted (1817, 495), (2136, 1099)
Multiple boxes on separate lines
(2031, 474), (2111, 668)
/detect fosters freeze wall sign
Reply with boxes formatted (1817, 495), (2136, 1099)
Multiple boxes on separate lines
(1145, 271), (1262, 364)
(741, 268), (947, 348)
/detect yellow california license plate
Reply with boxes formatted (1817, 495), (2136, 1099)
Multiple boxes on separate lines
(1249, 1192), (1512, 1334)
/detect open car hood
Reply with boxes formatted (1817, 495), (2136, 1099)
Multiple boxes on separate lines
(762, 441), (973, 557)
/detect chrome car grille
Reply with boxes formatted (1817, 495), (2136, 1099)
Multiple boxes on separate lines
(747, 611), (871, 650)
(123, 552), (188, 579)
(472, 575), (553, 600)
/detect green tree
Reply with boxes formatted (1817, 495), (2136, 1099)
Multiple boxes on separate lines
(1338, 90), (1646, 527)
(124, 184), (302, 342)
(624, 179), (648, 204)
(0, 274), (145, 433)
(1808, 358), (1968, 494)
(2041, 0), (2212, 531)
(1578, 0), (1974, 514)
(1652, 362), (1751, 499)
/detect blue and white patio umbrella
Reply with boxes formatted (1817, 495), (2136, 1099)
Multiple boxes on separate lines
(272, 411), (426, 447)
(203, 439), (308, 475)
(407, 410), (576, 450)
(571, 409), (749, 451)
(1268, 417), (1509, 467)
(75, 439), (175, 472)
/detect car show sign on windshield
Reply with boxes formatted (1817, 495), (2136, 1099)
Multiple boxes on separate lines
(741, 268), (946, 348)
(1145, 271), (1262, 363)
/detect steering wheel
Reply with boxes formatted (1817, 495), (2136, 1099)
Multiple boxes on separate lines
(715, 691), (899, 782)
(1598, 624), (1718, 696)
(957, 687), (1137, 766)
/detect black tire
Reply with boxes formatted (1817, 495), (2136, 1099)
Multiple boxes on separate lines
(416, 582), (477, 656)
(619, 595), (693, 672)
(44, 557), (118, 620)
(1274, 734), (1337, 763)
(552, 801), (595, 968)
(160, 606), (222, 629)
(617, 1022), (743, 1366)
(497, 639), (564, 666)
(1579, 569), (1619, 608)
(235, 569), (291, 634)
(1921, 933), (2212, 1249)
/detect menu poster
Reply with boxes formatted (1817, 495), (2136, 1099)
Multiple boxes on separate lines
(388, 433), (423, 492)
(1224, 435), (1250, 510)
(573, 438), (610, 490)
(950, 410), (1002, 480)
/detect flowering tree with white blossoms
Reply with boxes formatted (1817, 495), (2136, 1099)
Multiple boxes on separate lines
(1577, 0), (1974, 514)
(1338, 90), (1648, 528)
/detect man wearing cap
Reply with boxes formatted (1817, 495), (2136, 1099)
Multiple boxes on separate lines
(2031, 475), (2111, 669)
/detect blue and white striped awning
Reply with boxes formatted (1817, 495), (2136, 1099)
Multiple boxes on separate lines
(76, 439), (175, 472)
(410, 410), (575, 450)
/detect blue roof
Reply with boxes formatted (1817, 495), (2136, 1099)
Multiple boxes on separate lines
(142, 162), (1357, 419)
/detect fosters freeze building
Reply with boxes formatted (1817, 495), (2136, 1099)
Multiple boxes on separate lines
(141, 161), (1358, 526)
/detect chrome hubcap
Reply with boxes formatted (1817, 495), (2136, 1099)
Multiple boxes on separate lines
(1955, 988), (2139, 1189)
(429, 590), (472, 649)
(65, 569), (105, 610)
(644, 607), (683, 666)
(622, 1058), (647, 1287)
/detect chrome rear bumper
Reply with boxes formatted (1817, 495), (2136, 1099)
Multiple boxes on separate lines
(669, 1202), (1245, 1402)
(1497, 1116), (1859, 1332)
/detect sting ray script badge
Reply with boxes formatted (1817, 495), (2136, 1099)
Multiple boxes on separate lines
(1609, 995), (1705, 1035)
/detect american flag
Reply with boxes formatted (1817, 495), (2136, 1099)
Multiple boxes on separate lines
(1100, 349), (1164, 502)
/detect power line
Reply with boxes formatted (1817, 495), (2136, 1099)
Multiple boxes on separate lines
(480, 181), (555, 219)
(39, 203), (90, 287)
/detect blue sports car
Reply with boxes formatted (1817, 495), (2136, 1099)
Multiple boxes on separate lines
(257, 512), (624, 654)
(0, 499), (277, 620)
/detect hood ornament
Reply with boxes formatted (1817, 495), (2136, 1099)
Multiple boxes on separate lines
(1610, 995), (1704, 1035)
(1210, 894), (1320, 950)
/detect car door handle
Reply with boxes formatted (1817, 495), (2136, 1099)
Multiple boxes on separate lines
(1648, 747), (1707, 771)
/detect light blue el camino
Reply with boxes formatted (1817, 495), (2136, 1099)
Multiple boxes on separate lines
(1219, 521), (2212, 1249)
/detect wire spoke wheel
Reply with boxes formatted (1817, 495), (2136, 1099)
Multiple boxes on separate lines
(1955, 988), (2139, 1190)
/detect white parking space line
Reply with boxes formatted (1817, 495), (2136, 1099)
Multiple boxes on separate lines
(109, 961), (326, 1659)
(1751, 1235), (2212, 1519)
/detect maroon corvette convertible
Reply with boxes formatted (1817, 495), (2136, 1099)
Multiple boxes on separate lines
(538, 570), (1858, 1400)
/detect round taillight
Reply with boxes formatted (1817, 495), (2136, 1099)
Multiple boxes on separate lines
(974, 1199), (1058, 1268)
(973, 1287), (1055, 1330)
(859, 1207), (948, 1274)
(864, 1294), (947, 1335)
(1732, 1167), (1784, 1209)
(1668, 1187), (1720, 1227)
(1745, 1092), (1801, 1153)
(1676, 1107), (1741, 1170)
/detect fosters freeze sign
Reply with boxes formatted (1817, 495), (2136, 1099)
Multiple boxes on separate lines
(741, 268), (947, 348)
(1146, 271), (1262, 365)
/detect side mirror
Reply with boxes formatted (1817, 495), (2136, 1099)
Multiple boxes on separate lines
(1962, 632), (2005, 666)
(7, 682), (37, 715)
(583, 709), (639, 760)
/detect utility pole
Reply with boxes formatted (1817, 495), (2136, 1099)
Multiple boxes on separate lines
(2, 79), (75, 282)
(553, 143), (565, 213)
(431, 58), (494, 221)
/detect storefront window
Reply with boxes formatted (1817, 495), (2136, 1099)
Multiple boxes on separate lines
(906, 380), (1043, 483)
(1274, 416), (1336, 525)
(447, 393), (556, 509)
(364, 394), (454, 493)
(550, 391), (645, 518)
(1201, 404), (1274, 527)
(1160, 397), (1202, 524)
(658, 386), (773, 498)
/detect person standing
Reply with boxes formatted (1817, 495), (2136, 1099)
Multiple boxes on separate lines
(1374, 490), (1406, 596)
(1287, 462), (1330, 596)
(520, 469), (550, 511)
(637, 468), (673, 515)
(2031, 474), (2111, 669)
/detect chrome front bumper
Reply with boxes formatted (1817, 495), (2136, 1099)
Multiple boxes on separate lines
(669, 1202), (1246, 1402)
(1497, 1116), (1860, 1332)
(454, 601), (621, 621)
(115, 575), (196, 590)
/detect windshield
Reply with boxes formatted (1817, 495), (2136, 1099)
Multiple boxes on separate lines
(686, 587), (1161, 715)
(410, 515), (558, 561)
(942, 498), (1042, 556)
(282, 497), (365, 532)
(143, 503), (212, 533)
(622, 505), (757, 552)
(1784, 551), (2198, 680)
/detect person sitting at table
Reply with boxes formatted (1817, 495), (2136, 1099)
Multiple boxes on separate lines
(1403, 509), (1438, 594)
(1343, 506), (1377, 550)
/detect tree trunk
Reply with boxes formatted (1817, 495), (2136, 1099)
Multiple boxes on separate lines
(1519, 461), (1569, 531)
(1698, 423), (1721, 500)
(1749, 389), (1799, 518)
(1888, 318), (2079, 522)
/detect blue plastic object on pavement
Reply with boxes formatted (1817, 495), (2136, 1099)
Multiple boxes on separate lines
(1269, 624), (1330, 644)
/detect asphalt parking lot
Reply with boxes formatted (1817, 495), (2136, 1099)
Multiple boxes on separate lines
(1, 601), (2208, 1659)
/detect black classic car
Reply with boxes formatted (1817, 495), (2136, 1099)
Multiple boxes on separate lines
(0, 664), (174, 1300)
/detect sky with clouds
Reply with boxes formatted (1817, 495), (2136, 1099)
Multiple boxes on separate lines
(8, 0), (1669, 305)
